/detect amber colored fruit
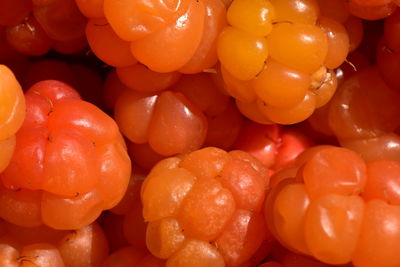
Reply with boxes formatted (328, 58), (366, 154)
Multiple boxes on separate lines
(317, 16), (350, 69)
(114, 76), (216, 156)
(103, 0), (190, 41)
(0, 183), (42, 227)
(304, 194), (364, 264)
(180, 0), (227, 74)
(0, 236), (20, 265)
(6, 16), (53, 56)
(0, 65), (25, 174)
(302, 146), (367, 199)
(265, 143), (400, 266)
(19, 243), (65, 267)
(236, 99), (274, 125)
(148, 92), (207, 155)
(114, 90), (158, 145)
(329, 67), (400, 141)
(57, 222), (109, 267)
(0, 136), (16, 173)
(116, 64), (181, 93)
(86, 18), (138, 67)
(218, 26), (268, 81)
(214, 209), (267, 266)
(363, 160), (400, 205)
(347, 0), (397, 20)
(340, 133), (400, 162)
(312, 69), (338, 109)
(130, 0), (206, 72)
(253, 59), (310, 108)
(170, 72), (242, 149)
(146, 217), (185, 259)
(33, 0), (87, 41)
(258, 92), (317, 125)
(352, 200), (400, 267)
(167, 240), (225, 267)
(142, 147), (270, 266)
(227, 0), (275, 37)
(270, 0), (320, 24)
(75, 0), (104, 18)
(0, 80), (131, 229)
(267, 23), (328, 74)
(220, 65), (257, 103)
(267, 181), (311, 254)
(178, 178), (236, 241)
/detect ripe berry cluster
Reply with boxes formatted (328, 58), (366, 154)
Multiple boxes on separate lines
(1, 0), (400, 266)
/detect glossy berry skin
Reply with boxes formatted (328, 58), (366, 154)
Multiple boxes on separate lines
(217, 0), (273, 80)
(75, 0), (104, 18)
(0, 65), (25, 173)
(6, 16), (54, 56)
(233, 121), (314, 172)
(141, 147), (270, 266)
(0, 80), (131, 230)
(57, 222), (109, 266)
(268, 23), (328, 74)
(101, 0), (225, 73)
(0, 221), (109, 267)
(33, 0), (87, 42)
(86, 18), (138, 68)
(116, 64), (181, 93)
(0, 0), (90, 56)
(346, 0), (398, 20)
(180, 0), (227, 74)
(103, 0), (190, 42)
(129, 0), (205, 73)
(328, 67), (400, 161)
(265, 145), (400, 266)
(114, 89), (208, 157)
(216, 0), (347, 125)
(114, 72), (243, 163)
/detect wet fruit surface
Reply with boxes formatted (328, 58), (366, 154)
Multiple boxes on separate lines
(0, 80), (131, 230)
(1, 0), (400, 266)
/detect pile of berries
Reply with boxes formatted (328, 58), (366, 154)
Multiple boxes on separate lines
(1, 0), (400, 266)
